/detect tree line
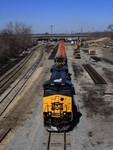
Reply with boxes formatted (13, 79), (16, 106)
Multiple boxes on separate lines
(87, 24), (113, 39)
(1, 22), (113, 64)
(0, 22), (33, 64)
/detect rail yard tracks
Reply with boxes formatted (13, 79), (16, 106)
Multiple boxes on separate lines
(0, 49), (43, 115)
(83, 64), (107, 84)
(0, 45), (41, 94)
(0, 49), (44, 143)
(42, 132), (71, 150)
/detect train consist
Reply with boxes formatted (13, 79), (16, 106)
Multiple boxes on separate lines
(43, 40), (76, 131)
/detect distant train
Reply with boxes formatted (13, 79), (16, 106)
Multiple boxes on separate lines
(43, 40), (77, 131)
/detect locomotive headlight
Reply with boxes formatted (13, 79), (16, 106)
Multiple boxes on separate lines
(48, 112), (52, 116)
(63, 112), (67, 115)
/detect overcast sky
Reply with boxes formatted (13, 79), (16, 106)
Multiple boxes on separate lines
(0, 0), (113, 33)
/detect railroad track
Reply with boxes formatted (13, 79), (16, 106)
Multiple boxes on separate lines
(83, 64), (107, 84)
(0, 49), (43, 116)
(0, 128), (11, 143)
(0, 45), (41, 94)
(48, 44), (59, 59)
(42, 132), (71, 150)
(0, 55), (27, 77)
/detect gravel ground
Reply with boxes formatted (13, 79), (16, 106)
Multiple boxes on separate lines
(0, 39), (113, 150)
(66, 38), (113, 150)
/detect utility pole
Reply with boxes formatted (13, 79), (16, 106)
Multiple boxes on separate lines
(80, 27), (83, 38)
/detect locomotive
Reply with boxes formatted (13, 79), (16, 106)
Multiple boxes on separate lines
(43, 40), (76, 131)
(43, 67), (75, 131)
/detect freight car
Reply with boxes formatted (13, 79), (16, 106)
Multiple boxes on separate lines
(43, 67), (75, 131)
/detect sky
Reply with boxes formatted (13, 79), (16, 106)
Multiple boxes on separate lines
(0, 0), (113, 33)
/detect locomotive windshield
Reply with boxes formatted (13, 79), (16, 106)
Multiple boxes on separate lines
(44, 86), (72, 96)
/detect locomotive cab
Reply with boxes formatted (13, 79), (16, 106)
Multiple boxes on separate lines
(44, 81), (75, 97)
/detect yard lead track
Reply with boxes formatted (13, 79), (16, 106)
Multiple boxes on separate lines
(83, 64), (107, 84)
(42, 132), (71, 150)
(0, 49), (43, 116)
(48, 44), (59, 59)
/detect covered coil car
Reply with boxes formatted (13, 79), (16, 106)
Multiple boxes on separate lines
(43, 67), (75, 131)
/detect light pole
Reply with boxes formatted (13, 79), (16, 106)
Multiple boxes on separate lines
(50, 25), (53, 34)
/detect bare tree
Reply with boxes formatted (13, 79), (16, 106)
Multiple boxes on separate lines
(0, 21), (32, 63)
(107, 24), (113, 38)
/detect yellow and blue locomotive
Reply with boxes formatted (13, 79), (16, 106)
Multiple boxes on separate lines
(43, 65), (75, 131)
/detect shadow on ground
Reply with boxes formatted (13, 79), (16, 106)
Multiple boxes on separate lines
(68, 103), (82, 131)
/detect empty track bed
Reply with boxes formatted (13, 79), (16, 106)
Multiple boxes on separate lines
(100, 57), (113, 65)
(90, 56), (101, 62)
(83, 64), (107, 84)
(42, 132), (71, 150)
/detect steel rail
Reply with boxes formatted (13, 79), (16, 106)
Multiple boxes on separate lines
(44, 132), (68, 150)
(0, 128), (11, 143)
(47, 132), (51, 150)
(64, 132), (66, 150)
